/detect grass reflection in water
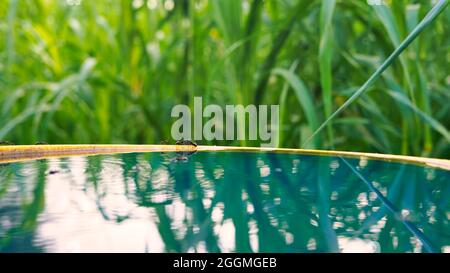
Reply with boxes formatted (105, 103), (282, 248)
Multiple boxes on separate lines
(0, 152), (448, 253)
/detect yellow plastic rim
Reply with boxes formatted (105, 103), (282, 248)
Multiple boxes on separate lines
(0, 144), (449, 170)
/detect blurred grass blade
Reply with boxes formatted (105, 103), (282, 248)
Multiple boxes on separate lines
(273, 68), (320, 148)
(254, 0), (314, 105)
(373, 2), (415, 106)
(6, 0), (18, 83)
(302, 0), (449, 148)
(211, 0), (242, 45)
(277, 61), (299, 148)
(0, 106), (48, 139)
(374, 2), (419, 154)
(319, 0), (336, 146)
(387, 90), (450, 142)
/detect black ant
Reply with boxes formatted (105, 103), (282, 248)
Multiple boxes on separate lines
(160, 139), (198, 162)
(175, 139), (197, 147)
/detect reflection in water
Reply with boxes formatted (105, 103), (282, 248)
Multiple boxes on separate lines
(0, 152), (448, 253)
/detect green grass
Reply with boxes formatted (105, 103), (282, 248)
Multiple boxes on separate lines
(0, 0), (449, 158)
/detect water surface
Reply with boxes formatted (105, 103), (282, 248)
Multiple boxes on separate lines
(0, 151), (448, 253)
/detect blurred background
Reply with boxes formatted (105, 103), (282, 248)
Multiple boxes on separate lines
(0, 0), (449, 157)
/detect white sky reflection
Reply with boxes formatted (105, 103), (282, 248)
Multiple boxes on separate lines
(35, 158), (164, 253)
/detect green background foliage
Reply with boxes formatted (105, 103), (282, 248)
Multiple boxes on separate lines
(0, 0), (449, 157)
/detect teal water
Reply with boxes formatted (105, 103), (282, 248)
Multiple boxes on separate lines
(0, 151), (448, 253)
